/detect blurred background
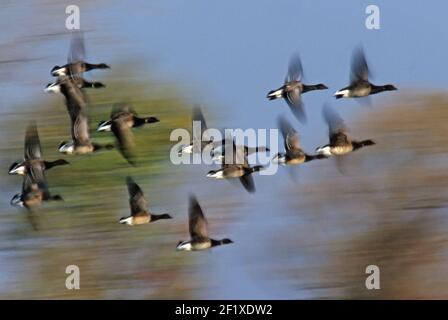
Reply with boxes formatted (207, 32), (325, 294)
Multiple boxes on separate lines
(1, 0), (448, 299)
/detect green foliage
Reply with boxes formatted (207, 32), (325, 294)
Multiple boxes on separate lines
(0, 64), (202, 298)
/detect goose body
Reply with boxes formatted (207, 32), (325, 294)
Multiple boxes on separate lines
(315, 104), (376, 156)
(211, 144), (270, 163)
(334, 82), (396, 99)
(176, 195), (233, 251)
(46, 76), (113, 155)
(97, 104), (159, 132)
(178, 106), (220, 155)
(273, 115), (327, 166)
(51, 32), (110, 77)
(267, 54), (327, 122)
(10, 164), (63, 210)
(207, 141), (264, 193)
(51, 62), (110, 77)
(9, 159), (69, 175)
(119, 177), (172, 226)
(10, 172), (62, 231)
(10, 122), (64, 210)
(334, 47), (396, 99)
(97, 105), (159, 165)
(9, 122), (69, 175)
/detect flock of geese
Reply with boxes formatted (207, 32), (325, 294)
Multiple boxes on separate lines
(7, 34), (397, 251)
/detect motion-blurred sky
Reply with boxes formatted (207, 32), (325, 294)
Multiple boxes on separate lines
(3, 1), (448, 150)
(1, 1), (448, 299)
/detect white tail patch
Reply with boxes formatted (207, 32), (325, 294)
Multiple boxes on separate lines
(334, 89), (349, 97)
(272, 154), (286, 164)
(180, 145), (193, 154)
(10, 194), (24, 207)
(119, 216), (134, 225)
(176, 241), (193, 251)
(268, 89), (284, 99)
(52, 68), (67, 77)
(97, 122), (112, 132)
(206, 170), (225, 179)
(44, 83), (61, 94)
(58, 142), (75, 154)
(9, 165), (25, 175)
(316, 146), (332, 157)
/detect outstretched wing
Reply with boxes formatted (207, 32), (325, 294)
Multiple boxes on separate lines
(126, 177), (148, 215)
(63, 77), (88, 122)
(112, 118), (137, 166)
(67, 31), (85, 64)
(239, 174), (255, 193)
(111, 103), (137, 119)
(285, 89), (306, 123)
(22, 125), (48, 196)
(72, 107), (91, 147)
(322, 104), (350, 146)
(285, 53), (303, 83)
(350, 46), (370, 84)
(24, 121), (42, 160)
(192, 105), (209, 141)
(23, 169), (50, 201)
(188, 195), (209, 241)
(277, 115), (300, 152)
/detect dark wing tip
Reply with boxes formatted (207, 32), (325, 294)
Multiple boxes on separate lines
(26, 121), (38, 137)
(189, 195), (205, 219)
(189, 193), (198, 207)
(8, 162), (18, 173)
(68, 31), (86, 63)
(351, 45), (370, 82)
(277, 114), (295, 139)
(286, 53), (303, 82)
(126, 176), (134, 185)
(25, 121), (41, 160)
(126, 177), (144, 201)
(286, 97), (307, 123)
(240, 175), (256, 193)
(322, 103), (347, 134)
(192, 105), (204, 121)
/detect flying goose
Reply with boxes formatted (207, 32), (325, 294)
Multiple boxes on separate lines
(267, 53), (328, 123)
(97, 105), (160, 165)
(207, 140), (264, 193)
(45, 75), (88, 121)
(51, 32), (110, 77)
(96, 106), (137, 165)
(9, 122), (69, 175)
(315, 104), (375, 156)
(211, 140), (270, 163)
(97, 104), (159, 132)
(178, 106), (223, 155)
(10, 172), (63, 231)
(10, 173), (63, 209)
(50, 77), (113, 154)
(119, 177), (172, 225)
(45, 75), (105, 93)
(334, 47), (397, 99)
(273, 115), (327, 165)
(176, 195), (233, 251)
(10, 123), (63, 209)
